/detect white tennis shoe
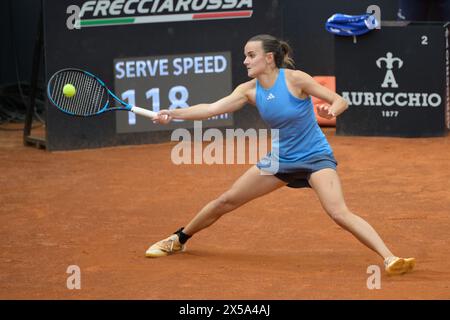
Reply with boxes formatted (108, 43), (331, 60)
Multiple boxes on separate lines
(145, 234), (185, 258)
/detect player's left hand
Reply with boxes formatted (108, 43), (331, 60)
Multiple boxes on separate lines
(316, 104), (336, 119)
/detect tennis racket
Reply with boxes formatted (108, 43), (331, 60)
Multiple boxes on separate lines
(47, 68), (157, 119)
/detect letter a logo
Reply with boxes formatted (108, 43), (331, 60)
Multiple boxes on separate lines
(66, 265), (81, 290)
(366, 265), (381, 289)
(376, 52), (403, 88)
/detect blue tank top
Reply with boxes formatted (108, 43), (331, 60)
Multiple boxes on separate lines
(255, 68), (333, 163)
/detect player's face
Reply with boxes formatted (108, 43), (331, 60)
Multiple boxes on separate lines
(243, 41), (273, 78)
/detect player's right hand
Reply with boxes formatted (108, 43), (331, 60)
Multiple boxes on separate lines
(153, 109), (173, 124)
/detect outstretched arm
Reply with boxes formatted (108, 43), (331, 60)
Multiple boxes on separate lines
(295, 71), (348, 119)
(155, 82), (250, 123)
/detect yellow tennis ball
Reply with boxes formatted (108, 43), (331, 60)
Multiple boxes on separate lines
(63, 84), (76, 98)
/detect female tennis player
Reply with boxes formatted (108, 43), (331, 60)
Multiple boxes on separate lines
(146, 34), (415, 275)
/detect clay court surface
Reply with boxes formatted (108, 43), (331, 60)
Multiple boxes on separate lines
(1, 125), (450, 299)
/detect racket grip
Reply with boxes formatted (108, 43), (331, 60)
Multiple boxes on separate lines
(130, 106), (157, 119)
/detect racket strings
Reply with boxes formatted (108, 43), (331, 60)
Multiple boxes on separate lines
(49, 70), (108, 116)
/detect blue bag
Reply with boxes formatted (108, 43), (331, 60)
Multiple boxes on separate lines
(325, 13), (379, 36)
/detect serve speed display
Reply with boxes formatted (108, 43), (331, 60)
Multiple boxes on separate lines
(114, 51), (233, 133)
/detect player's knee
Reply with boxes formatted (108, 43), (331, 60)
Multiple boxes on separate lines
(328, 207), (351, 226)
(215, 192), (241, 212)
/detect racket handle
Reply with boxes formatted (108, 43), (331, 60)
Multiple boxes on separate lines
(130, 106), (157, 119)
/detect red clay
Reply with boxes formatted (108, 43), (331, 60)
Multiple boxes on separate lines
(1, 124), (450, 299)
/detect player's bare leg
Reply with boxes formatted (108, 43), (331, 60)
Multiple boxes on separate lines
(146, 166), (286, 257)
(308, 168), (415, 275)
(183, 166), (286, 235)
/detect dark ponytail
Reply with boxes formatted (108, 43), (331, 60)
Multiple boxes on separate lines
(279, 41), (295, 69)
(248, 34), (295, 69)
